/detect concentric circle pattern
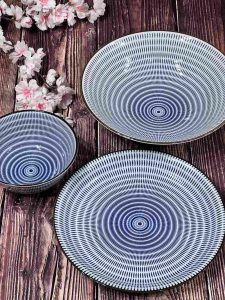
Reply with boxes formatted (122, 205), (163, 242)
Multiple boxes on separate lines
(0, 111), (77, 193)
(82, 31), (225, 144)
(54, 151), (225, 291)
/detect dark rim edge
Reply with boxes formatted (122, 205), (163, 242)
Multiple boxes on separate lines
(53, 149), (225, 293)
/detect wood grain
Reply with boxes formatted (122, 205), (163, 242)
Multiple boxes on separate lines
(177, 1), (225, 300)
(0, 1), (23, 299)
(0, 0), (225, 299)
(0, 18), (97, 300)
(0, 0), (20, 116)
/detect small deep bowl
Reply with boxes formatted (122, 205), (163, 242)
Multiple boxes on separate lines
(0, 111), (77, 194)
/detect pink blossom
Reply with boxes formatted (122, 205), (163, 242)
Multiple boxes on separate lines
(93, 0), (106, 16)
(21, 0), (35, 5)
(0, 25), (13, 53)
(46, 69), (57, 85)
(55, 74), (74, 109)
(56, 75), (67, 87)
(0, 26), (4, 37)
(51, 4), (67, 25)
(16, 101), (34, 110)
(69, 0), (89, 19)
(0, 41), (12, 53)
(0, 0), (8, 16)
(75, 3), (89, 19)
(67, 6), (76, 26)
(6, 5), (23, 20)
(88, 9), (99, 23)
(35, 100), (53, 112)
(18, 65), (29, 80)
(15, 79), (42, 103)
(43, 92), (60, 109)
(70, 0), (84, 5)
(20, 16), (33, 28)
(20, 66), (34, 80)
(88, 0), (106, 23)
(15, 80), (57, 113)
(41, 86), (48, 95)
(35, 0), (56, 13)
(9, 41), (29, 63)
(33, 12), (54, 30)
(23, 48), (45, 76)
(26, 5), (36, 17)
(36, 48), (45, 58)
(57, 85), (75, 109)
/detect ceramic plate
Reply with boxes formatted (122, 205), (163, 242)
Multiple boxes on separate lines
(54, 151), (225, 291)
(82, 31), (225, 144)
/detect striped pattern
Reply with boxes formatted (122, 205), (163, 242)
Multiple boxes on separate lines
(54, 150), (225, 291)
(82, 31), (225, 144)
(0, 111), (77, 193)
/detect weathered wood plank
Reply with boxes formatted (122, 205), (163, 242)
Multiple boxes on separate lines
(0, 1), (23, 299)
(0, 20), (98, 300)
(0, 1), (225, 299)
(177, 1), (225, 300)
(0, 0), (20, 116)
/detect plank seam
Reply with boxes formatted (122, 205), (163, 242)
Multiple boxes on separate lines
(172, 0), (180, 32)
(50, 256), (58, 300)
(205, 271), (212, 300)
(0, 191), (6, 237)
(93, 282), (99, 300)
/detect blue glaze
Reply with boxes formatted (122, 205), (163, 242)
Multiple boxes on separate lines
(54, 150), (225, 291)
(83, 32), (225, 144)
(0, 111), (77, 193)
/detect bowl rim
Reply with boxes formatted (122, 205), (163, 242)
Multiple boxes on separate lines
(0, 110), (78, 188)
(82, 30), (225, 145)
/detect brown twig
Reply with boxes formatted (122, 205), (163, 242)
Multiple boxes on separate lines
(3, 41), (13, 48)
(35, 72), (57, 90)
(1, 16), (14, 21)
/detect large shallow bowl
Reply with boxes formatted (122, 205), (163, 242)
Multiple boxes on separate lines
(83, 31), (225, 144)
(0, 111), (77, 194)
(54, 150), (225, 292)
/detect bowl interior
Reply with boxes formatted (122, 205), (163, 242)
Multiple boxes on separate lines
(83, 32), (225, 143)
(0, 111), (77, 186)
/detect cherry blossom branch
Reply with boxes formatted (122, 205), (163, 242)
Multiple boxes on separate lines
(0, 0), (106, 123)
(0, 32), (75, 120)
(32, 70), (56, 90)
(0, 0), (106, 30)
(3, 41), (14, 47)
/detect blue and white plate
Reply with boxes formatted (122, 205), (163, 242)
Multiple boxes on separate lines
(83, 31), (225, 144)
(0, 111), (77, 193)
(54, 151), (225, 291)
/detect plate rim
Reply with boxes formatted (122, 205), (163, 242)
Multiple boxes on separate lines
(54, 150), (225, 292)
(82, 31), (225, 145)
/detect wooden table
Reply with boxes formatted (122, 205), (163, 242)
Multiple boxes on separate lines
(0, 0), (225, 299)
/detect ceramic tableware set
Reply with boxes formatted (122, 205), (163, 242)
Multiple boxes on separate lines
(1, 32), (225, 292)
